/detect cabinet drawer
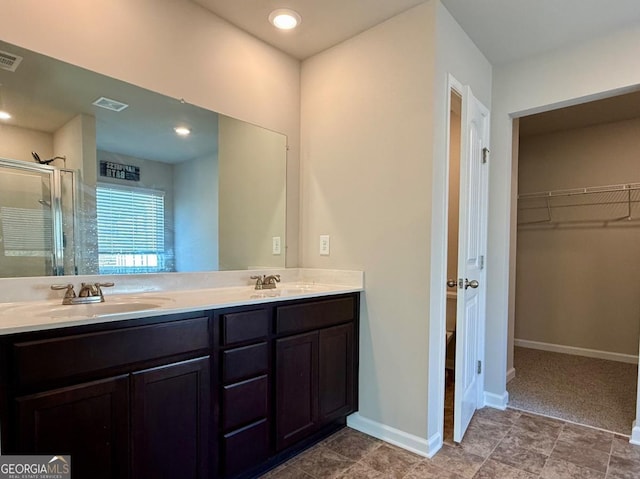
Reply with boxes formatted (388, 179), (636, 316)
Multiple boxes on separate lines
(276, 296), (355, 335)
(222, 309), (268, 345)
(222, 375), (268, 431)
(222, 419), (269, 478)
(14, 317), (209, 389)
(222, 342), (268, 384)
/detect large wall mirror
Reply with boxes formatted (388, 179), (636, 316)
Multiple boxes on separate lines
(0, 40), (287, 278)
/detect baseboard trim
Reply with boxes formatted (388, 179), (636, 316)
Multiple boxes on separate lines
(514, 339), (638, 364)
(347, 413), (440, 458)
(631, 420), (640, 446)
(484, 390), (508, 410)
(506, 367), (516, 383)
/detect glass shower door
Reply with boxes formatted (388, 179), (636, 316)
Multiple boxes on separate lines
(0, 159), (73, 277)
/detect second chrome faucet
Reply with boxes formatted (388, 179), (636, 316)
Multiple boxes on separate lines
(250, 274), (281, 290)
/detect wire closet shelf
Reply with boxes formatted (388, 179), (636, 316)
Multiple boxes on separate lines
(517, 182), (640, 225)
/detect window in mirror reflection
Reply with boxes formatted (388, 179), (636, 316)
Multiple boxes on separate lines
(96, 185), (171, 274)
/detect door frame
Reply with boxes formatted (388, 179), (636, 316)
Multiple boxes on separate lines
(426, 74), (488, 454)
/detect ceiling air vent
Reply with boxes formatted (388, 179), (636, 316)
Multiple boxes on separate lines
(0, 50), (23, 72)
(92, 96), (129, 112)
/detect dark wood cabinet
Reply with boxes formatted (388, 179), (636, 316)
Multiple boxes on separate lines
(131, 357), (210, 479)
(216, 307), (271, 478)
(2, 312), (211, 479)
(216, 295), (358, 477)
(274, 323), (356, 452)
(1, 292), (359, 479)
(319, 323), (355, 424)
(275, 331), (319, 450)
(222, 419), (269, 478)
(17, 375), (129, 479)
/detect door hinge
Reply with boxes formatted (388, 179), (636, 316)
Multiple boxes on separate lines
(477, 360), (482, 374)
(482, 147), (489, 164)
(479, 255), (484, 270)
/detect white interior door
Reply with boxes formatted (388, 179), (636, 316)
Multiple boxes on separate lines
(453, 86), (490, 442)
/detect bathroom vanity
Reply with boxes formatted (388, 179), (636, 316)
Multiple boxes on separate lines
(0, 276), (361, 479)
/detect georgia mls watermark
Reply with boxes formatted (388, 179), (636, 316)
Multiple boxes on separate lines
(0, 455), (70, 479)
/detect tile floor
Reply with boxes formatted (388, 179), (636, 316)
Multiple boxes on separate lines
(260, 408), (640, 478)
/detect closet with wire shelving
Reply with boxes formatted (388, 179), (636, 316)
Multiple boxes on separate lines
(509, 93), (640, 435)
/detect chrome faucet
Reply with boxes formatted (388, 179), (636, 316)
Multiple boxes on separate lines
(250, 274), (281, 290)
(250, 275), (264, 290)
(51, 282), (114, 305)
(50, 283), (77, 305)
(263, 275), (281, 289)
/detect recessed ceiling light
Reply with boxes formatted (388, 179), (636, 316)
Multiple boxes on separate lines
(174, 126), (191, 136)
(269, 9), (301, 30)
(0, 111), (11, 120)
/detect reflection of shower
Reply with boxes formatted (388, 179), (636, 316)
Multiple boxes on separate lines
(0, 157), (77, 276)
(32, 151), (67, 166)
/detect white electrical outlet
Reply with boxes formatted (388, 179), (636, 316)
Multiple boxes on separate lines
(272, 236), (281, 255)
(319, 235), (330, 256)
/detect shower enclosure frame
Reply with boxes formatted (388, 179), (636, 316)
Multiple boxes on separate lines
(0, 157), (78, 276)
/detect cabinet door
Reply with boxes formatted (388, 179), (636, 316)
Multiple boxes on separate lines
(275, 331), (318, 451)
(319, 323), (355, 424)
(17, 375), (129, 479)
(131, 357), (210, 479)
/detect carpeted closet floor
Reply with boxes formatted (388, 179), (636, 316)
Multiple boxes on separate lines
(507, 347), (638, 435)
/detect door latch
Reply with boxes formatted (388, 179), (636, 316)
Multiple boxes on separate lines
(464, 279), (479, 290)
(482, 147), (489, 164)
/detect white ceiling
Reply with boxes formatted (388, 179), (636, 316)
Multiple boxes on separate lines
(441, 0), (640, 65)
(193, 0), (427, 60)
(194, 0), (640, 64)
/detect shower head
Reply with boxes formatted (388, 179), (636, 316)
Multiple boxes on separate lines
(38, 199), (51, 208)
(32, 151), (66, 165)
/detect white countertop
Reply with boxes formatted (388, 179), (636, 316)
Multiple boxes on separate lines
(0, 281), (362, 336)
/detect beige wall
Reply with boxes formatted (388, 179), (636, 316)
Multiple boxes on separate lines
(0, 124), (53, 163)
(218, 116), (286, 270)
(174, 154), (218, 272)
(515, 118), (640, 355)
(54, 114), (98, 274)
(301, 1), (438, 437)
(300, 0), (491, 442)
(1, 0), (301, 268)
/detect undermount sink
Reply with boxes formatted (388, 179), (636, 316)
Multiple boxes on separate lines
(249, 285), (333, 299)
(1, 295), (176, 320)
(35, 301), (165, 319)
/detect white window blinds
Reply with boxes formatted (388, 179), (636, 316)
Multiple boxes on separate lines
(96, 185), (167, 274)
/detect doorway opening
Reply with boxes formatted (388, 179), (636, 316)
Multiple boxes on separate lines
(508, 90), (640, 435)
(443, 89), (462, 445)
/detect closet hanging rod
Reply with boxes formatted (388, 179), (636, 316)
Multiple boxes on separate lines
(519, 182), (640, 200)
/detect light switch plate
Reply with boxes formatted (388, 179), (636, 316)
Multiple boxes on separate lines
(319, 235), (330, 256)
(272, 236), (281, 255)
